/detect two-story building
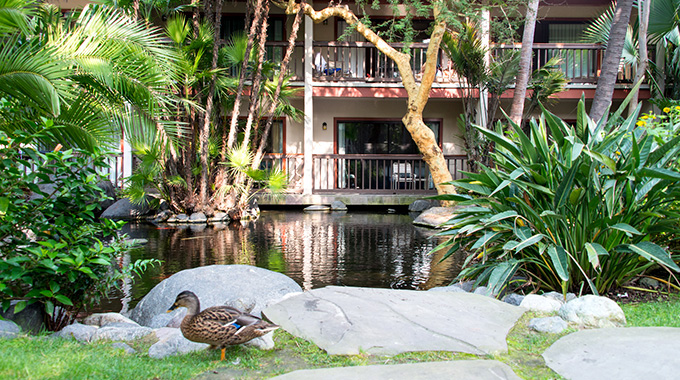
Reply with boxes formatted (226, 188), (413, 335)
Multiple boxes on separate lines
(54, 0), (650, 207)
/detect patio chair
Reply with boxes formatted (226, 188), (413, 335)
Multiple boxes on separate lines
(391, 162), (417, 189)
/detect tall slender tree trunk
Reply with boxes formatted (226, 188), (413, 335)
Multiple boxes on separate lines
(234, 3), (306, 212)
(509, 0), (539, 126)
(225, 0), (267, 154)
(198, 0), (224, 208)
(589, 0), (634, 123)
(242, 1), (270, 144)
(253, 4), (305, 169)
(629, 0), (650, 115)
(132, 0), (139, 19)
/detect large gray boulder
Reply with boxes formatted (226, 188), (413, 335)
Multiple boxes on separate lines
(264, 286), (525, 356)
(100, 197), (154, 220)
(412, 207), (456, 229)
(543, 327), (680, 380)
(130, 265), (302, 327)
(558, 295), (626, 328)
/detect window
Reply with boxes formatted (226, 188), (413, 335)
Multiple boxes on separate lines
(336, 120), (440, 155)
(221, 15), (285, 42)
(234, 119), (285, 154)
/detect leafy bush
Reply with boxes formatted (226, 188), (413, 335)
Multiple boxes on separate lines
(0, 129), (157, 331)
(434, 100), (680, 296)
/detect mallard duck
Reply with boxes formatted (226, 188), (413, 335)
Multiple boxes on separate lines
(167, 290), (279, 361)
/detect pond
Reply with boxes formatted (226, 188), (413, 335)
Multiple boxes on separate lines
(108, 210), (462, 313)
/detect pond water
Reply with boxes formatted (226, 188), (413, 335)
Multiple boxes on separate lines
(108, 210), (462, 312)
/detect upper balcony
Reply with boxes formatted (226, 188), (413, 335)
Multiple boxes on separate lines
(267, 41), (638, 87)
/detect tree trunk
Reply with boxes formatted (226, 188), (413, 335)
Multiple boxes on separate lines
(275, 1), (455, 196)
(225, 0), (267, 154)
(132, 0), (139, 19)
(629, 0), (650, 115)
(589, 0), (634, 123)
(242, 1), (270, 145)
(509, 0), (539, 126)
(198, 0), (224, 208)
(235, 3), (306, 211)
(253, 4), (305, 169)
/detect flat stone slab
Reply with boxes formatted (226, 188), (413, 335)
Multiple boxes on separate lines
(412, 207), (456, 228)
(543, 327), (680, 380)
(264, 286), (525, 355)
(270, 360), (522, 380)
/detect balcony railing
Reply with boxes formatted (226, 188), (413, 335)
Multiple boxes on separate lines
(267, 41), (637, 84)
(262, 153), (469, 194)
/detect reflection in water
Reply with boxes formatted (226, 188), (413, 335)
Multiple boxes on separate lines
(115, 211), (462, 311)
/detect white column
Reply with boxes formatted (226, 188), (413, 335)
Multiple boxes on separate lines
(303, 16), (314, 195)
(123, 138), (132, 186)
(476, 6), (491, 128)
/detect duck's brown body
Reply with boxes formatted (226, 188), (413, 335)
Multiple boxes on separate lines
(168, 291), (279, 360)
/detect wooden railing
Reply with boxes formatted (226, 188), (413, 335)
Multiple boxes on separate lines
(312, 154), (468, 194)
(262, 153), (468, 194)
(267, 41), (639, 84)
(260, 153), (305, 193)
(18, 151), (124, 189)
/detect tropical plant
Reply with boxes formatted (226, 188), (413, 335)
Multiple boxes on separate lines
(648, 0), (680, 100)
(441, 22), (490, 171)
(523, 56), (567, 122)
(0, 0), (184, 153)
(433, 97), (680, 296)
(0, 129), (159, 331)
(122, 16), (301, 214)
(587, 0), (635, 123)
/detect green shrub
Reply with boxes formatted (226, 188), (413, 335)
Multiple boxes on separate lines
(434, 100), (680, 296)
(0, 129), (157, 331)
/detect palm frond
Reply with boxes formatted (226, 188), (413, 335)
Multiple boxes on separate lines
(0, 0), (36, 36)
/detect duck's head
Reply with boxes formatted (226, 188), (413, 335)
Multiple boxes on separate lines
(167, 290), (199, 312)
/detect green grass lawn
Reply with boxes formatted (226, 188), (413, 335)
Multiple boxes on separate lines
(620, 295), (680, 328)
(1, 295), (677, 380)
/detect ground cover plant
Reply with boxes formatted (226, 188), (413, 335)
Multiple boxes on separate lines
(0, 129), (157, 331)
(434, 98), (680, 296)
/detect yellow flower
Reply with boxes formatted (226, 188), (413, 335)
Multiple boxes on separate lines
(664, 107), (671, 113)
(641, 115), (649, 120)
(651, 115), (657, 119)
(636, 120), (646, 126)
(615, 150), (621, 155)
(676, 106), (680, 110)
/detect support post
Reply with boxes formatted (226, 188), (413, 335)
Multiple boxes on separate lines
(303, 16), (314, 195)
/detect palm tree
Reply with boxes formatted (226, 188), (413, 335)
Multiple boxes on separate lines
(508, 0), (539, 126)
(0, 1), (184, 152)
(441, 23), (490, 170)
(589, 0), (635, 123)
